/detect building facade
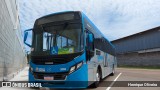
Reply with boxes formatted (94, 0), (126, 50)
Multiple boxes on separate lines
(0, 0), (27, 81)
(112, 26), (160, 67)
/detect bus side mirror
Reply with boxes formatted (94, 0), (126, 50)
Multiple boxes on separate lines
(24, 32), (28, 42)
(24, 29), (32, 47)
(88, 34), (93, 43)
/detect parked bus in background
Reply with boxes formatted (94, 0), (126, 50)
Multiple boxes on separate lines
(24, 11), (117, 88)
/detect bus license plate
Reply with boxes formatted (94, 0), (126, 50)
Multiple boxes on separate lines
(44, 76), (54, 80)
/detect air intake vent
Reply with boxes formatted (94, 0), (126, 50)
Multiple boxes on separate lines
(32, 57), (69, 65)
(31, 52), (82, 65)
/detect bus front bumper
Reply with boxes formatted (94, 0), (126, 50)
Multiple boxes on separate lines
(29, 64), (88, 88)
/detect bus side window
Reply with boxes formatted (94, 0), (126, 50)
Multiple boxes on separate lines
(104, 54), (108, 67)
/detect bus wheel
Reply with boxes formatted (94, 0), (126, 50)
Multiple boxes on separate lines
(110, 65), (115, 76)
(93, 69), (100, 88)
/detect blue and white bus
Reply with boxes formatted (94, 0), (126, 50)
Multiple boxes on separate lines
(24, 11), (117, 88)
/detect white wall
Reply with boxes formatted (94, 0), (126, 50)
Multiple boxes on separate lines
(0, 0), (27, 81)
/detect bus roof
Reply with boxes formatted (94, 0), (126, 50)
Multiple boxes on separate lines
(38, 11), (81, 20)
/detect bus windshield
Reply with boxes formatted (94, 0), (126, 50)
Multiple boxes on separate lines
(32, 23), (83, 55)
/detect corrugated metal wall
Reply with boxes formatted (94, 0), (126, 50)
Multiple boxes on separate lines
(0, 0), (27, 81)
(112, 27), (160, 67)
(112, 28), (160, 54)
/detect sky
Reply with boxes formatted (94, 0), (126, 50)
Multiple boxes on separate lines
(19, 0), (160, 41)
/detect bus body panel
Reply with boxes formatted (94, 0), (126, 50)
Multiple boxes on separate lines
(29, 53), (89, 88)
(81, 12), (116, 83)
(29, 64), (88, 88)
(30, 53), (85, 73)
(26, 11), (117, 88)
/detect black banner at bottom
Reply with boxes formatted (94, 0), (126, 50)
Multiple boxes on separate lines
(0, 81), (159, 88)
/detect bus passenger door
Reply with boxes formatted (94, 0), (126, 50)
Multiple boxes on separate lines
(103, 53), (110, 77)
(86, 30), (95, 82)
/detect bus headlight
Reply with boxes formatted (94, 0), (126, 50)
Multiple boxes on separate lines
(29, 67), (33, 73)
(69, 61), (83, 74)
(77, 62), (83, 69)
(69, 66), (76, 74)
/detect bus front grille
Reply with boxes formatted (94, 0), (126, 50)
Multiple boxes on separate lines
(33, 72), (68, 80)
(32, 59), (68, 65)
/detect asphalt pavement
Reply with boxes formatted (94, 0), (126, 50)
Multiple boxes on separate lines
(0, 67), (160, 90)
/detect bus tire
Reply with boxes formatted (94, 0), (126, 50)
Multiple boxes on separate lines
(110, 65), (115, 76)
(93, 69), (100, 88)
